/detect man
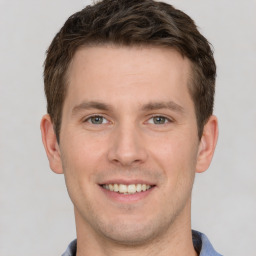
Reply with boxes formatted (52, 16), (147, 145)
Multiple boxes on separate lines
(40, 0), (221, 255)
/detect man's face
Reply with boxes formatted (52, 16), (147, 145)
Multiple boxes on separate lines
(53, 46), (205, 243)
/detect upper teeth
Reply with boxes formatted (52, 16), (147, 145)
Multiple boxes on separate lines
(102, 184), (152, 194)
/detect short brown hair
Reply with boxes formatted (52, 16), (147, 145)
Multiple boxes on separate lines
(44, 0), (216, 142)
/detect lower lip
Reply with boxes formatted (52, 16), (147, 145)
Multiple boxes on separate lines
(99, 186), (155, 203)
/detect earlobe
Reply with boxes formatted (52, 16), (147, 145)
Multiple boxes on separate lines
(40, 114), (63, 174)
(196, 115), (218, 173)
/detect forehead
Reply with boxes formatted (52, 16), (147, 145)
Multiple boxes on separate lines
(69, 45), (191, 78)
(64, 45), (193, 110)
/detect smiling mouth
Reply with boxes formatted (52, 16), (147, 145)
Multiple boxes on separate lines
(101, 184), (154, 194)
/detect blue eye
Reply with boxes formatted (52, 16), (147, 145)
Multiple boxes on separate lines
(148, 116), (169, 124)
(87, 116), (107, 124)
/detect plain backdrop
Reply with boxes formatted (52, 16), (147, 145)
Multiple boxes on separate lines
(0, 0), (255, 255)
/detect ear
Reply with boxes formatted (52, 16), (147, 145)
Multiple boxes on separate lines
(196, 115), (218, 173)
(40, 114), (63, 174)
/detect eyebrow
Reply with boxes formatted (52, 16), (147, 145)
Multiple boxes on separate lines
(142, 101), (185, 113)
(72, 101), (112, 115)
(72, 100), (185, 115)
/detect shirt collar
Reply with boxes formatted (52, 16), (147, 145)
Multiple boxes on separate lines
(192, 230), (222, 256)
(62, 230), (222, 256)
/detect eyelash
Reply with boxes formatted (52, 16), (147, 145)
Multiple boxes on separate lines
(147, 115), (173, 125)
(83, 114), (173, 126)
(83, 115), (109, 125)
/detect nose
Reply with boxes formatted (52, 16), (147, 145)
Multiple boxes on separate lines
(107, 123), (148, 167)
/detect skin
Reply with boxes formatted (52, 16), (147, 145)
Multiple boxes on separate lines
(41, 45), (218, 256)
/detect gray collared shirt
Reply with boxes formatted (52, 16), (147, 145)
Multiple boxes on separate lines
(62, 230), (222, 256)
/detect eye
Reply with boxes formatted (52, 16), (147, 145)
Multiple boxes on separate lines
(148, 116), (171, 125)
(85, 115), (108, 125)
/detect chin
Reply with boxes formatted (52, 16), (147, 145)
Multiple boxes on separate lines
(94, 215), (170, 246)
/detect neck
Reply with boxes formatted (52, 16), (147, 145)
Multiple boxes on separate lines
(75, 202), (197, 256)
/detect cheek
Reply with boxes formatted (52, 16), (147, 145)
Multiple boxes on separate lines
(60, 131), (108, 186)
(59, 135), (104, 210)
(149, 132), (198, 177)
